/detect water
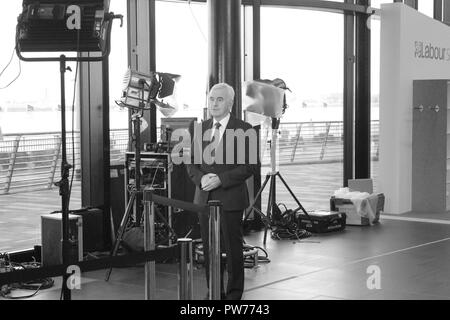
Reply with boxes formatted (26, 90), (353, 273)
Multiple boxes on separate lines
(0, 104), (380, 135)
(0, 109), (129, 135)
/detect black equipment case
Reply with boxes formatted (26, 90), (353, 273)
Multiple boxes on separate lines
(297, 210), (346, 233)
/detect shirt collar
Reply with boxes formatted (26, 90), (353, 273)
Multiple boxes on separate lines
(213, 113), (230, 130)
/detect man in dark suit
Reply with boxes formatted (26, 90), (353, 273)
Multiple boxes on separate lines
(187, 83), (259, 300)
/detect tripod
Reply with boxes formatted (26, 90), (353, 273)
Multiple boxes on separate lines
(244, 118), (310, 245)
(105, 83), (177, 281)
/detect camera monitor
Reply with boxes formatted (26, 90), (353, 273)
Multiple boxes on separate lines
(160, 117), (197, 143)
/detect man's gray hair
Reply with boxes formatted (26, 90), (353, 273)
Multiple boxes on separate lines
(210, 83), (235, 106)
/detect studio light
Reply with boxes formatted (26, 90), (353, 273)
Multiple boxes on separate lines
(243, 78), (290, 126)
(13, 0), (124, 301)
(118, 68), (181, 117)
(16, 0), (114, 53)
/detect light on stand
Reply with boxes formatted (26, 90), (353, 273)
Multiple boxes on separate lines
(107, 68), (181, 283)
(15, 0), (123, 301)
(242, 78), (310, 245)
(244, 80), (285, 119)
(118, 68), (181, 117)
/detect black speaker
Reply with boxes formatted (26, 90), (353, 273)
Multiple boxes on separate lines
(70, 208), (104, 252)
(172, 210), (201, 240)
(110, 163), (126, 235)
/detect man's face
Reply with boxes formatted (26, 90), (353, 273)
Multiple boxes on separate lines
(208, 87), (231, 121)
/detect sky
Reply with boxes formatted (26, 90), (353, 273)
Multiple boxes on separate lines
(0, 0), (436, 131)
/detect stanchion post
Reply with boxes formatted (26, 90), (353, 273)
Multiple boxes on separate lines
(144, 187), (156, 300)
(178, 238), (193, 300)
(208, 200), (222, 300)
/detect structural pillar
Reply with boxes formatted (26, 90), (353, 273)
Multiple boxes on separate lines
(208, 0), (242, 119)
(344, 0), (355, 186)
(355, 0), (371, 179)
(79, 52), (111, 248)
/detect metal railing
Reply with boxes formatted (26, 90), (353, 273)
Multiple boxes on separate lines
(0, 130), (125, 194)
(0, 121), (380, 194)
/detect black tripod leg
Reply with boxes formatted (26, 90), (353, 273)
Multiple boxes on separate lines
(154, 205), (178, 243)
(105, 191), (136, 281)
(243, 173), (271, 223)
(276, 172), (309, 215)
(263, 175), (276, 245)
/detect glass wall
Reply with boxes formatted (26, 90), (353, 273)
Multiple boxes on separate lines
(371, 14), (381, 193)
(155, 0), (208, 126)
(109, 0), (129, 162)
(109, 0), (129, 131)
(260, 7), (344, 211)
(418, 1), (434, 18)
(370, 1), (393, 192)
(0, 2), (79, 251)
(371, 0), (392, 8)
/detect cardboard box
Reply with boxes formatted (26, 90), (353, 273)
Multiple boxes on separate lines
(330, 194), (384, 226)
(41, 213), (83, 266)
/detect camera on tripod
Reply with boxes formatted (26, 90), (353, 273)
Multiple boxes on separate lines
(144, 142), (170, 153)
(126, 152), (169, 191)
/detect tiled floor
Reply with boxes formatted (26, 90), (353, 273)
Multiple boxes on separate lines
(0, 162), (378, 251)
(3, 161), (450, 300)
(3, 216), (450, 300)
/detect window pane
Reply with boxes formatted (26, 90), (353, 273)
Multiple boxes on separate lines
(418, 0), (434, 18)
(109, 0), (129, 163)
(371, 19), (380, 192)
(0, 2), (80, 252)
(371, 0), (394, 9)
(155, 0), (208, 124)
(260, 7), (344, 211)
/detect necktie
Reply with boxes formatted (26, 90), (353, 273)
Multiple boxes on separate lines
(211, 122), (221, 159)
(211, 122), (222, 141)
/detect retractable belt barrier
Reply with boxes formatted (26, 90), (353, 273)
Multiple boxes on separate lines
(0, 247), (175, 287)
(1, 191), (222, 301)
(145, 190), (223, 300)
(143, 192), (209, 214)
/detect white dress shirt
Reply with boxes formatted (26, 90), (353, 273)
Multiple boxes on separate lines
(210, 113), (230, 142)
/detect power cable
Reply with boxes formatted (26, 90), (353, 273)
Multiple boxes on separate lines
(67, 30), (80, 210)
(0, 48), (21, 90)
(0, 47), (16, 79)
(187, 0), (207, 43)
(0, 256), (54, 300)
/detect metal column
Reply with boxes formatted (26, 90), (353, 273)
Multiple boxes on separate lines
(178, 238), (194, 300)
(208, 200), (222, 300)
(207, 0), (242, 118)
(355, 0), (371, 179)
(344, 0), (355, 187)
(143, 187), (156, 300)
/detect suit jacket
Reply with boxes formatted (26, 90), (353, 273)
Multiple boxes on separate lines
(186, 115), (259, 211)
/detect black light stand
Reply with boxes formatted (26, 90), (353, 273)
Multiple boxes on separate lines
(58, 56), (72, 301)
(105, 81), (146, 281)
(243, 117), (310, 245)
(15, 12), (123, 300)
(105, 80), (179, 281)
